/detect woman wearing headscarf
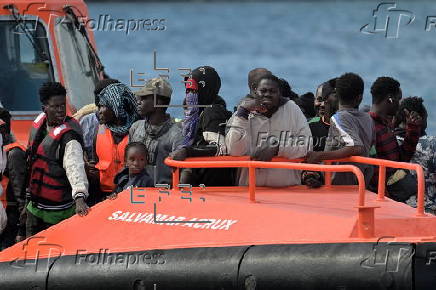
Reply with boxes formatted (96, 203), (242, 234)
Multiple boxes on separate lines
(87, 79), (140, 203)
(170, 66), (234, 186)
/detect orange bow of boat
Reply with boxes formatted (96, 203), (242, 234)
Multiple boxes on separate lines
(0, 156), (435, 289)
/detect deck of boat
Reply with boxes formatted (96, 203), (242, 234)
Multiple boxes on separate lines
(2, 184), (435, 262)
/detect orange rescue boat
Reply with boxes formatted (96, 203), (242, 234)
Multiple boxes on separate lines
(0, 156), (435, 289)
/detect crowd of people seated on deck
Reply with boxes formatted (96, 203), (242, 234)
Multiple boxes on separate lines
(0, 66), (435, 249)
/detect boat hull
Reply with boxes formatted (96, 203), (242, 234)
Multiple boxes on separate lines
(2, 242), (436, 289)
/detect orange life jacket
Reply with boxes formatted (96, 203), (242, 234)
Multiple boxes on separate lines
(95, 125), (128, 192)
(0, 141), (26, 209)
(3, 142), (26, 152)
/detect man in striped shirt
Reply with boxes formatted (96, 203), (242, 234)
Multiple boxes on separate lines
(369, 77), (422, 201)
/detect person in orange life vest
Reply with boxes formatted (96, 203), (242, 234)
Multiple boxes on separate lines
(25, 82), (89, 237)
(86, 79), (140, 202)
(0, 108), (27, 247)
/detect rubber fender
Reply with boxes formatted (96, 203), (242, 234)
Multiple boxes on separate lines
(0, 243), (416, 289)
(237, 243), (413, 290)
(47, 246), (249, 290)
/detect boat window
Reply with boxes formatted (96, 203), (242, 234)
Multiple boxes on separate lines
(0, 21), (53, 112)
(55, 16), (99, 113)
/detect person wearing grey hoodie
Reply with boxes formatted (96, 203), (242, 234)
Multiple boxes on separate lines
(226, 74), (312, 187)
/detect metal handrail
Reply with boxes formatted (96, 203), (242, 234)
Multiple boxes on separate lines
(165, 157), (365, 205)
(165, 155), (426, 217)
(342, 156), (426, 216)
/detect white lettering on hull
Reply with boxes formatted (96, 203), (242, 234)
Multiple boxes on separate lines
(107, 211), (238, 231)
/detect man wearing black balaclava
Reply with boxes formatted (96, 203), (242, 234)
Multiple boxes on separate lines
(170, 66), (234, 186)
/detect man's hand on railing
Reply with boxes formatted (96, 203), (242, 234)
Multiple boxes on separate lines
(302, 171), (323, 188)
(251, 146), (278, 161)
(170, 147), (188, 161)
(306, 151), (323, 164)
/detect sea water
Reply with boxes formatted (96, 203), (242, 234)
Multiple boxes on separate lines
(89, 0), (436, 134)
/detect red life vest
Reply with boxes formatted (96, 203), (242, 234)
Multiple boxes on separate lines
(95, 125), (128, 192)
(28, 113), (83, 209)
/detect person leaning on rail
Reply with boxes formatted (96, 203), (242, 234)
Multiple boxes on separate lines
(170, 66), (234, 187)
(226, 74), (312, 187)
(306, 73), (375, 187)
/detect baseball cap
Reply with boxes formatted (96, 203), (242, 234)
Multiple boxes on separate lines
(134, 77), (172, 99)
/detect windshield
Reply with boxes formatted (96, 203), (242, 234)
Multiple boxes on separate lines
(56, 16), (99, 113)
(0, 20), (53, 112)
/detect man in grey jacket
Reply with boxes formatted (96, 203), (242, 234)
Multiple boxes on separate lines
(226, 74), (312, 187)
(130, 77), (183, 185)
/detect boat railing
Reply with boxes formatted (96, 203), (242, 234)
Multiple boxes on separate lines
(165, 156), (364, 202)
(165, 156), (427, 238)
(327, 156), (426, 216)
